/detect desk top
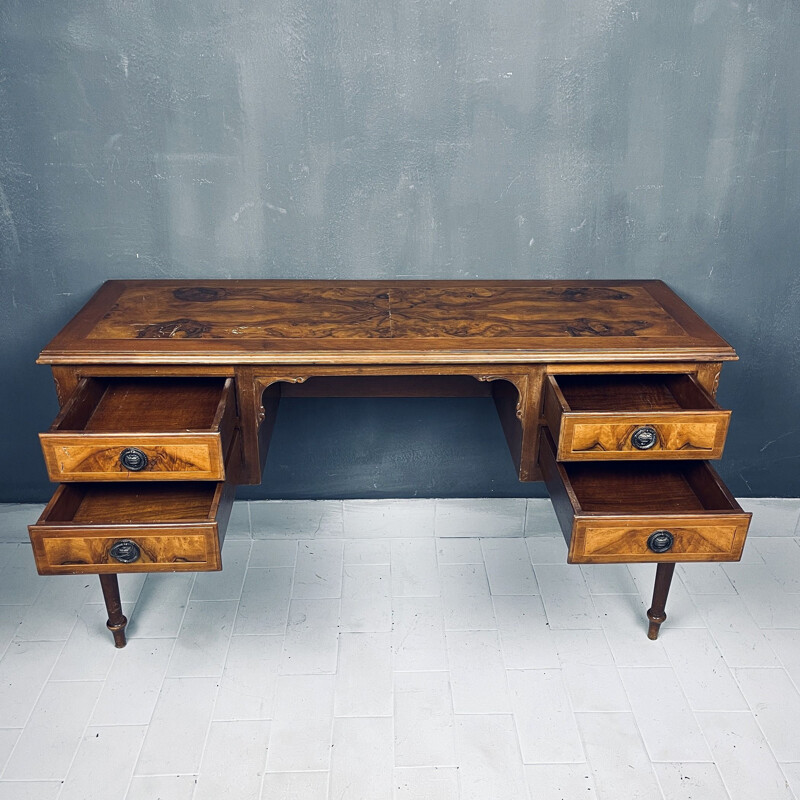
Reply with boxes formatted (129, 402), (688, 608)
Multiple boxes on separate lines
(39, 279), (736, 365)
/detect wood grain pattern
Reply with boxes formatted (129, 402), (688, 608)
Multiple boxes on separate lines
(29, 434), (239, 575)
(477, 371), (540, 481)
(40, 377), (236, 481)
(383, 284), (685, 338)
(546, 362), (720, 375)
(51, 366), (81, 406)
(53, 377), (229, 431)
(538, 428), (751, 564)
(572, 518), (748, 562)
(30, 280), (749, 645)
(64, 361), (728, 488)
(563, 417), (728, 460)
(36, 533), (216, 574)
(115, 284), (393, 340)
(543, 373), (730, 461)
(696, 362), (723, 398)
(28, 482), (227, 574)
(41, 438), (219, 481)
(38, 280), (738, 365)
(551, 374), (697, 411)
(88, 283), (683, 340)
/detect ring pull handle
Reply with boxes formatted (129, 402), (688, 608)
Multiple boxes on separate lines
(631, 425), (658, 450)
(647, 530), (674, 554)
(120, 447), (148, 471)
(109, 539), (141, 564)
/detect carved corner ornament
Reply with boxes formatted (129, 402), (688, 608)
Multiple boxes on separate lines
(711, 367), (721, 399)
(255, 375), (308, 424)
(474, 374), (528, 421)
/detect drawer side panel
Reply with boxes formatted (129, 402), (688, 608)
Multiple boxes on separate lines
(537, 427), (578, 548)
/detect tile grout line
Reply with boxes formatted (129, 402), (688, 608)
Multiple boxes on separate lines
(122, 572), (196, 793)
(0, 621), (74, 780)
(48, 580), (130, 798)
(702, 588), (783, 674)
(259, 533), (302, 784)
(388, 532), (399, 786)
(767, 641), (800, 699)
(588, 579), (669, 796)
(659, 591), (767, 800)
(606, 664), (670, 800)
(4, 501), (800, 799)
(195, 538), (261, 797)
(432, 532), (463, 800)
(728, 665), (800, 774)
(54, 669), (124, 800)
(190, 610), (244, 798)
(22, 578), (117, 795)
(691, 711), (770, 800)
(313, 532), (343, 800)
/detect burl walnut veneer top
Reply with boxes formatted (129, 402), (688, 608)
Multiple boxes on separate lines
(39, 280), (736, 365)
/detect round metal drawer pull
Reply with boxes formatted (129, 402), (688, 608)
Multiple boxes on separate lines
(119, 447), (148, 471)
(109, 539), (141, 564)
(647, 530), (674, 554)
(631, 425), (658, 450)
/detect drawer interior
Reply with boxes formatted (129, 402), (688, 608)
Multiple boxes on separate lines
(42, 482), (220, 525)
(53, 378), (229, 433)
(560, 456), (738, 514)
(554, 374), (717, 412)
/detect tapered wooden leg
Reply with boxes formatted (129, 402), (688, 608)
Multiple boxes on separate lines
(646, 563), (675, 640)
(99, 574), (128, 648)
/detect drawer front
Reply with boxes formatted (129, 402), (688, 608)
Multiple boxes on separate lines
(28, 437), (238, 575)
(31, 528), (222, 574)
(543, 374), (730, 461)
(41, 435), (227, 481)
(41, 377), (237, 481)
(538, 426), (751, 565)
(557, 413), (730, 461)
(569, 518), (749, 564)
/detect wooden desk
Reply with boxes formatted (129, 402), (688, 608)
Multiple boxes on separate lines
(29, 280), (751, 647)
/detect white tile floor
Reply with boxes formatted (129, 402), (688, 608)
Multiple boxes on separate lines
(0, 498), (799, 799)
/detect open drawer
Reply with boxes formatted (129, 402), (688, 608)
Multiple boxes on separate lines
(40, 377), (237, 481)
(543, 372), (730, 461)
(539, 428), (750, 564)
(29, 431), (240, 575)
(28, 479), (235, 575)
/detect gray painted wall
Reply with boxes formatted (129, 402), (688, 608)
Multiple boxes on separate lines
(1, 1), (798, 501)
